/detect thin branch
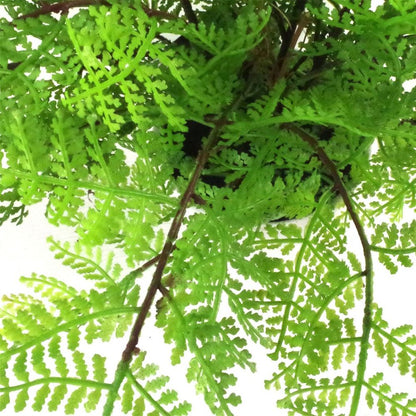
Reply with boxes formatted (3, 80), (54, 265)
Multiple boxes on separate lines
(281, 124), (372, 265)
(271, 12), (312, 84)
(140, 3), (179, 21)
(17, 0), (110, 19)
(130, 252), (162, 276)
(370, 244), (416, 255)
(102, 92), (245, 414)
(271, 0), (307, 81)
(17, 0), (176, 21)
(102, 128), (223, 414)
(117, 84), (247, 369)
(120, 246), (177, 299)
(281, 123), (373, 416)
(120, 118), (227, 363)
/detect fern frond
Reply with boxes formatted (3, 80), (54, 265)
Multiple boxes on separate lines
(365, 372), (416, 416)
(47, 236), (121, 287)
(64, 4), (186, 132)
(371, 305), (416, 381)
(119, 352), (191, 416)
(0, 247), (141, 414)
(0, 186), (27, 225)
(371, 220), (416, 273)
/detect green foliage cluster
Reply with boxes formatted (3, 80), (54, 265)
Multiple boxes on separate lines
(0, 0), (416, 415)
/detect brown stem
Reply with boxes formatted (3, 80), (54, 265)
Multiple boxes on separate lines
(281, 123), (373, 412)
(140, 3), (179, 21)
(272, 0), (306, 79)
(17, 0), (110, 19)
(272, 12), (311, 84)
(281, 124), (371, 263)
(130, 252), (162, 276)
(17, 0), (176, 21)
(120, 118), (227, 363)
(120, 245), (179, 296)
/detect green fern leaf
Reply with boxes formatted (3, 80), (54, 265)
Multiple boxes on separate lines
(47, 237), (120, 287)
(48, 336), (69, 377)
(14, 388), (29, 412)
(145, 375), (169, 393)
(366, 389), (374, 409)
(73, 351), (89, 379)
(0, 360), (7, 387)
(67, 327), (81, 351)
(2, 318), (25, 343)
(133, 396), (145, 415)
(369, 372), (384, 387)
(92, 354), (107, 383)
(398, 350), (411, 375)
(158, 389), (178, 406)
(373, 330), (386, 358)
(21, 273), (78, 300)
(48, 385), (68, 412)
(0, 187), (27, 225)
(32, 384), (50, 412)
(386, 340), (396, 366)
(377, 396), (387, 415)
(120, 351), (192, 415)
(13, 351), (29, 382)
(64, 387), (87, 414)
(331, 343), (345, 370)
(31, 344), (50, 377)
(390, 406), (399, 416)
(0, 393), (10, 411)
(84, 388), (102, 412)
(391, 324), (413, 337)
(346, 343), (356, 363)
(121, 381), (134, 414)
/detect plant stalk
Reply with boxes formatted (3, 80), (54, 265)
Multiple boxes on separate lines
(282, 123), (373, 416)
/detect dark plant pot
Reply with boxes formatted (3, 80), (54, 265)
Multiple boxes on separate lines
(172, 120), (371, 222)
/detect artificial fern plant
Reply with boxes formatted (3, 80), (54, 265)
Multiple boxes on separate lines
(0, 0), (416, 415)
